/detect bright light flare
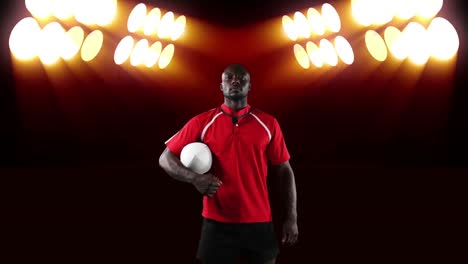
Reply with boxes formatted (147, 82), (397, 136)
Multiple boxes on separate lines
(75, 0), (96, 25)
(365, 30), (388, 62)
(352, 0), (393, 26)
(158, 44), (175, 69)
(61, 26), (84, 60)
(372, 0), (394, 25)
(95, 0), (118, 26)
(394, 0), (418, 20)
(114, 35), (135, 65)
(38, 22), (66, 65)
(25, 0), (53, 19)
(334, 36), (354, 65)
(9, 17), (41, 60)
(384, 26), (401, 56)
(143, 8), (161, 36)
(320, 39), (338, 66)
(307, 8), (325, 36)
(404, 22), (430, 65)
(128, 3), (147, 33)
(158, 12), (175, 39)
(384, 26), (401, 51)
(130, 39), (149, 66)
(171, 15), (186, 41)
(321, 3), (341, 33)
(80, 30), (103, 62)
(306, 41), (323, 68)
(52, 0), (75, 20)
(351, 0), (373, 27)
(293, 44), (310, 69)
(294, 11), (310, 38)
(144, 41), (162, 68)
(416, 0), (443, 19)
(282, 15), (298, 41)
(427, 17), (459, 60)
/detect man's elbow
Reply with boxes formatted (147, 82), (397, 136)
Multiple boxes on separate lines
(158, 151), (169, 170)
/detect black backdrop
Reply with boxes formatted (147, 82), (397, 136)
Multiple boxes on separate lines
(1, 0), (467, 263)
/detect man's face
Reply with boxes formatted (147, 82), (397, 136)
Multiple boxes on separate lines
(220, 68), (251, 101)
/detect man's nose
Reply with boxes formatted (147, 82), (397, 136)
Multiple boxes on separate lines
(231, 76), (240, 85)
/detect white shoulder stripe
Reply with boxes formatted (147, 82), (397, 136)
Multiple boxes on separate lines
(164, 131), (179, 144)
(201, 112), (223, 141)
(249, 113), (272, 141)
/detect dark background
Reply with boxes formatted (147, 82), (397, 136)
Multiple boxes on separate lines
(1, 0), (467, 263)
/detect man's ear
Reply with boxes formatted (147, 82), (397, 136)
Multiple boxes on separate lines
(220, 83), (223, 91)
(248, 83), (251, 91)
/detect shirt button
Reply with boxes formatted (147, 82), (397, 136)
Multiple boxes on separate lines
(235, 124), (239, 127)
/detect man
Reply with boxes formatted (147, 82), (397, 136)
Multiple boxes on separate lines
(159, 64), (298, 264)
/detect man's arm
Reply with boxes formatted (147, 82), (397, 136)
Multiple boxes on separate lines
(159, 147), (222, 196)
(159, 147), (198, 183)
(271, 160), (298, 246)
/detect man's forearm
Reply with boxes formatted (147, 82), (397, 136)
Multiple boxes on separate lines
(159, 148), (198, 183)
(282, 172), (297, 220)
(276, 162), (297, 220)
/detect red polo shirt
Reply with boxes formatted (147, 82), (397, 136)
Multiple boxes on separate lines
(165, 104), (290, 223)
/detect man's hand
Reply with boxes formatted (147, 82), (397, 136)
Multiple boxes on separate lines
(281, 218), (298, 246)
(191, 173), (222, 197)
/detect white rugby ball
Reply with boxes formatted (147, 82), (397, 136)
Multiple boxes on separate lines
(180, 142), (212, 174)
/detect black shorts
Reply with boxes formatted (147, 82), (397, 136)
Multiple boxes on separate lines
(196, 218), (279, 264)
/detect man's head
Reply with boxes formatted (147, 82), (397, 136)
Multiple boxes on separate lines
(220, 64), (251, 101)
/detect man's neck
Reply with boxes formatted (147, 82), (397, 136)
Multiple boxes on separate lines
(224, 98), (248, 111)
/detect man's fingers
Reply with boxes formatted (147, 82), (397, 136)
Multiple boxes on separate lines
(290, 233), (299, 245)
(289, 233), (298, 245)
(282, 233), (289, 245)
(211, 181), (222, 187)
(201, 179), (222, 196)
(204, 186), (220, 196)
(213, 176), (222, 183)
(282, 231), (299, 246)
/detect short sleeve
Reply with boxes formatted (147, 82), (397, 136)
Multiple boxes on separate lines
(266, 118), (290, 165)
(165, 117), (202, 156)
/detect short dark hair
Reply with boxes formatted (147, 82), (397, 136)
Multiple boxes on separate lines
(223, 64), (249, 75)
